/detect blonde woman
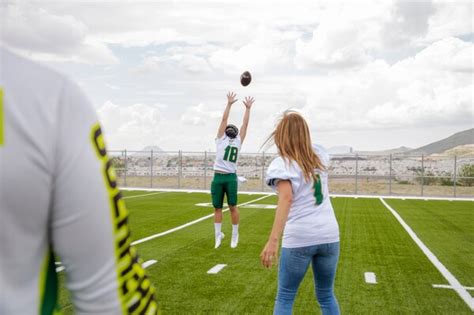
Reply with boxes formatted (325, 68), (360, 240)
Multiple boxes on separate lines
(260, 111), (340, 315)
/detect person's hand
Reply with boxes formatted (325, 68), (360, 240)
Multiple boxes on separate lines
(260, 238), (279, 268)
(243, 96), (255, 109)
(227, 92), (238, 106)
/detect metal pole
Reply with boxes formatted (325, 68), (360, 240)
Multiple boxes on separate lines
(421, 154), (424, 196)
(389, 154), (392, 195)
(150, 150), (153, 188)
(261, 152), (265, 192)
(453, 155), (457, 198)
(204, 151), (207, 190)
(355, 154), (358, 195)
(178, 150), (182, 189)
(124, 149), (127, 187)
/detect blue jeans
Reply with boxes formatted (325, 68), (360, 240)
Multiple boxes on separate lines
(274, 242), (340, 315)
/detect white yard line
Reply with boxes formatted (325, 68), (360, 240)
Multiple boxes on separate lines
(131, 194), (272, 246)
(433, 284), (474, 291)
(142, 260), (157, 269)
(379, 198), (474, 311)
(195, 202), (276, 209)
(207, 264), (227, 274)
(123, 191), (167, 199)
(121, 187), (474, 201)
(364, 272), (377, 284)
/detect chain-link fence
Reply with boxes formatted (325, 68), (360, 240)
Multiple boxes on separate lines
(109, 150), (474, 198)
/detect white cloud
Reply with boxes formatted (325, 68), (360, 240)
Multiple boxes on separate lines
(97, 101), (162, 150)
(0, 3), (118, 64)
(381, 0), (436, 47)
(181, 103), (221, 126)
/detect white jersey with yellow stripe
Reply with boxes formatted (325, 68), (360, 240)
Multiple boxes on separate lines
(0, 48), (158, 314)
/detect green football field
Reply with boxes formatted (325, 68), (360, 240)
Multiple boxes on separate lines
(58, 190), (474, 314)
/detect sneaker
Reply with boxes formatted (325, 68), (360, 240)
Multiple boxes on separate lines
(215, 232), (225, 249)
(231, 233), (239, 248)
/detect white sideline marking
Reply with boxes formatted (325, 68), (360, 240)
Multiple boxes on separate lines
(379, 198), (474, 311)
(207, 264), (227, 274)
(195, 202), (276, 209)
(123, 191), (167, 199)
(364, 272), (377, 284)
(433, 284), (474, 291)
(142, 260), (157, 269)
(121, 187), (474, 201)
(131, 194), (272, 246)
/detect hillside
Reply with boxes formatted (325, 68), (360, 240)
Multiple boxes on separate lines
(408, 128), (474, 156)
(433, 144), (474, 157)
(356, 146), (412, 156)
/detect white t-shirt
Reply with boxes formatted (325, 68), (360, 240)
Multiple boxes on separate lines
(0, 48), (158, 314)
(213, 134), (242, 173)
(266, 144), (339, 248)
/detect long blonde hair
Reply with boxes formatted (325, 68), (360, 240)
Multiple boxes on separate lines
(263, 111), (325, 182)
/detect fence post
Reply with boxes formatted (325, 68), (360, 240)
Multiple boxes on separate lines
(453, 155), (457, 198)
(204, 151), (207, 190)
(389, 154), (392, 195)
(261, 152), (265, 192)
(421, 154), (424, 196)
(150, 150), (153, 188)
(178, 150), (182, 189)
(355, 154), (358, 195)
(124, 149), (127, 187)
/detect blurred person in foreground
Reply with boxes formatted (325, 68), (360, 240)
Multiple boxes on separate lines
(0, 47), (159, 314)
(260, 111), (340, 315)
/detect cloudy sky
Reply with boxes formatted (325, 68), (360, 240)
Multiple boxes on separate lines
(1, 0), (472, 152)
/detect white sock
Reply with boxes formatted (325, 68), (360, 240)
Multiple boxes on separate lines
(214, 223), (222, 237)
(232, 224), (239, 236)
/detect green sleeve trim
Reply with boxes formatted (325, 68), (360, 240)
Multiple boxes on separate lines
(39, 251), (60, 315)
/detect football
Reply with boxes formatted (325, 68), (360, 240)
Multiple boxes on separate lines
(240, 71), (252, 86)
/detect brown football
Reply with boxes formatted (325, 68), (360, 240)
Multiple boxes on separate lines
(240, 71), (252, 86)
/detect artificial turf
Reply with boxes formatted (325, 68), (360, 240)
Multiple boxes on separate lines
(58, 191), (473, 314)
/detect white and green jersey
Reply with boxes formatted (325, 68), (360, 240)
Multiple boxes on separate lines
(0, 48), (158, 314)
(266, 144), (339, 248)
(213, 134), (241, 174)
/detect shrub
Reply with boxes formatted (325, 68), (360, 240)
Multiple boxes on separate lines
(458, 164), (474, 187)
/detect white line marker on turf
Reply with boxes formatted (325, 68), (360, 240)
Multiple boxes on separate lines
(207, 264), (227, 274)
(142, 260), (157, 269)
(433, 284), (474, 291)
(364, 272), (377, 284)
(131, 194), (272, 246)
(379, 198), (474, 312)
(123, 191), (167, 199)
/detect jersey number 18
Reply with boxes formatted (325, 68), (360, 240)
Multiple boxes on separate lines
(223, 146), (238, 163)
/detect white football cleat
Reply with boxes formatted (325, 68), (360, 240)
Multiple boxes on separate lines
(215, 232), (225, 249)
(231, 234), (239, 248)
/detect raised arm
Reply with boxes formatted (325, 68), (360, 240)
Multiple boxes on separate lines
(260, 180), (292, 268)
(217, 92), (238, 138)
(240, 96), (255, 143)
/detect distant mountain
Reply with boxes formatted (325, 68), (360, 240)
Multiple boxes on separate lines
(140, 145), (165, 153)
(327, 145), (353, 154)
(130, 146), (166, 156)
(408, 128), (474, 156)
(356, 146), (413, 156)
